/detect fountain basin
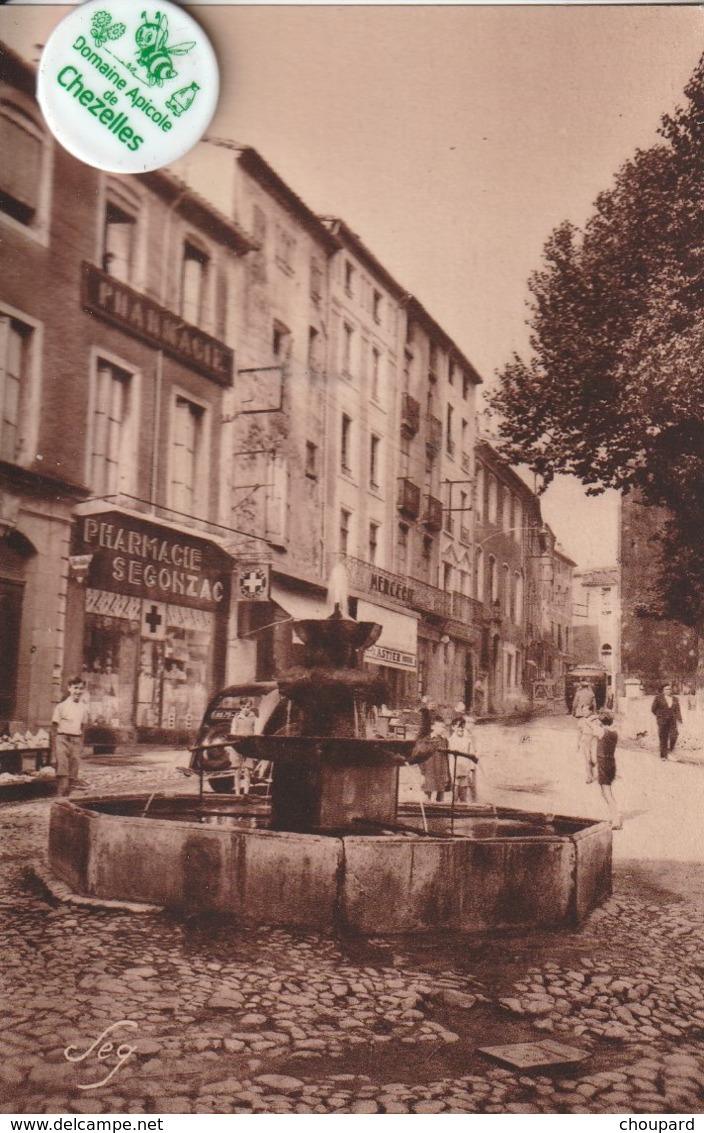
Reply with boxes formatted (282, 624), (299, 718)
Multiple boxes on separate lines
(48, 795), (612, 933)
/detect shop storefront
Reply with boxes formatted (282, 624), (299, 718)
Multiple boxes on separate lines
(69, 508), (232, 743)
(355, 599), (418, 707)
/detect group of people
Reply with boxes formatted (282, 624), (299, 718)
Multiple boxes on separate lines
(571, 680), (621, 829)
(414, 700), (481, 805)
(571, 676), (685, 831)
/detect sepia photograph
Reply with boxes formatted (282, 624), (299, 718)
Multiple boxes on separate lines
(0, 1), (703, 1120)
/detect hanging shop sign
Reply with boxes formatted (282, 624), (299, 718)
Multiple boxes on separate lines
(236, 563), (270, 602)
(74, 511), (231, 613)
(81, 262), (234, 385)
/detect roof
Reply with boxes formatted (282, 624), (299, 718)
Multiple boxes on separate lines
(0, 46), (257, 256)
(402, 294), (482, 386)
(553, 544), (578, 568)
(574, 567), (620, 587)
(320, 217), (406, 299)
(475, 439), (542, 509)
(144, 168), (257, 256)
(205, 142), (340, 254)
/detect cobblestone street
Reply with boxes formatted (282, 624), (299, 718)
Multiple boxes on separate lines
(1, 717), (703, 1115)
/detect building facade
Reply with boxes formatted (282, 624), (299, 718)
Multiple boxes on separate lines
(472, 440), (546, 713)
(572, 566), (621, 693)
(1, 46), (254, 740)
(2, 43), (579, 737)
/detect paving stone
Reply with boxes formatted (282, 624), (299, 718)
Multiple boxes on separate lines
(255, 1075), (305, 1096)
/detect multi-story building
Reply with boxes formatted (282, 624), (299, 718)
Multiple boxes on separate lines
(178, 144), (486, 710)
(572, 566), (621, 693)
(400, 298), (482, 709)
(1, 45), (255, 740)
(319, 219), (421, 705)
(541, 538), (576, 687)
(472, 439), (546, 713)
(2, 41), (579, 736)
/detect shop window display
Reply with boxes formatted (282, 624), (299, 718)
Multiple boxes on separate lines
(82, 604), (213, 734)
(82, 615), (137, 729)
(161, 611), (211, 732)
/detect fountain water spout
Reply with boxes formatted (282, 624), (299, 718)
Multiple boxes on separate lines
(327, 561), (350, 614)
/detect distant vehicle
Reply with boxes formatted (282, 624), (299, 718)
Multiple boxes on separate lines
(564, 665), (609, 714)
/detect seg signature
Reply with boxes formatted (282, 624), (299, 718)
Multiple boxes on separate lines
(64, 1020), (139, 1090)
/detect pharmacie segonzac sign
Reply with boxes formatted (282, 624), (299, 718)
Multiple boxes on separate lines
(75, 512), (231, 612)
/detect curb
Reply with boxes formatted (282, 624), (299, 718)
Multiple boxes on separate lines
(31, 859), (164, 914)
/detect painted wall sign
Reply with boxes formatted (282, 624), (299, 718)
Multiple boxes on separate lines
(369, 572), (415, 606)
(364, 643), (417, 671)
(82, 262), (234, 385)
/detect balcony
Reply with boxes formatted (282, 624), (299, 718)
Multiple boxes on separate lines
(397, 478), (421, 519)
(423, 495), (443, 532)
(425, 415), (442, 456)
(451, 591), (484, 625)
(400, 392), (420, 436)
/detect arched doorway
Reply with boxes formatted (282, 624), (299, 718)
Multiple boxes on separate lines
(0, 530), (35, 719)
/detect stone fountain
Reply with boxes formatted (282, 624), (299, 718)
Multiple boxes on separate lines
(48, 595), (612, 933)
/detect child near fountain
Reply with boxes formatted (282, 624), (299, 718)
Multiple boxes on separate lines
(448, 715), (479, 803)
(591, 710), (622, 830)
(417, 715), (451, 803)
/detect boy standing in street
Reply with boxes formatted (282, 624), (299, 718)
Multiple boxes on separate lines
(591, 710), (622, 830)
(51, 678), (89, 796)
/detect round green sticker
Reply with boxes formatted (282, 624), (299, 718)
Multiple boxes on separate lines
(37, 0), (219, 173)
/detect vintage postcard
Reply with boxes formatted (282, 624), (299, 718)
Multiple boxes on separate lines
(0, 3), (702, 1122)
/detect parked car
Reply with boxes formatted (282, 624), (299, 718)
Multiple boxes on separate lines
(188, 681), (284, 794)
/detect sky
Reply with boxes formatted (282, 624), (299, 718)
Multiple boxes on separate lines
(2, 3), (703, 569)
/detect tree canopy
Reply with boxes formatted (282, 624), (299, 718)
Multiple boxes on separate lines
(490, 56), (704, 632)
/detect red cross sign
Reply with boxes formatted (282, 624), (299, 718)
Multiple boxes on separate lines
(238, 565), (269, 602)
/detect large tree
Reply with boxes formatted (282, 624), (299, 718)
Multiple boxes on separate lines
(490, 56), (704, 672)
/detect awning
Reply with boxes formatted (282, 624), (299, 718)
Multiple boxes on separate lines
(270, 583), (329, 622)
(356, 599), (418, 671)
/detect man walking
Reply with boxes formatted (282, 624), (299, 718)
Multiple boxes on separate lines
(651, 682), (682, 761)
(572, 679), (596, 719)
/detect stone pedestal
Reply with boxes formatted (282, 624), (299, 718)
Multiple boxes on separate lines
(270, 753), (398, 832)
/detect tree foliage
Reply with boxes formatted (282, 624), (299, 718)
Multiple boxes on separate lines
(490, 56), (704, 631)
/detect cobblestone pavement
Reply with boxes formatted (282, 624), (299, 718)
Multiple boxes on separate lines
(1, 733), (703, 1115)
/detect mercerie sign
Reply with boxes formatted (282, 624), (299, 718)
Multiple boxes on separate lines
(369, 571), (414, 606)
(77, 512), (231, 613)
(82, 262), (234, 386)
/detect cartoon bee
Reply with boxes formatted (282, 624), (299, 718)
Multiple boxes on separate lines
(135, 11), (195, 88)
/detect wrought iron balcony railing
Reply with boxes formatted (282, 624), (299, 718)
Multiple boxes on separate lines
(400, 392), (420, 436)
(397, 477), (421, 519)
(423, 495), (443, 532)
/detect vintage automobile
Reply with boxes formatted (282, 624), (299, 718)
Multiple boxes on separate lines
(187, 681), (284, 794)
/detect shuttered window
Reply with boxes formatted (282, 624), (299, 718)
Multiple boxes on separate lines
(91, 360), (132, 497)
(0, 107), (42, 226)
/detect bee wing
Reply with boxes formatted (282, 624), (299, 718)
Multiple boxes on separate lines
(168, 41), (196, 55)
